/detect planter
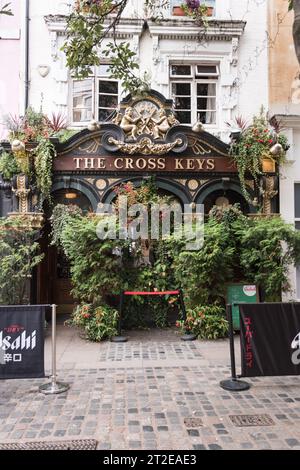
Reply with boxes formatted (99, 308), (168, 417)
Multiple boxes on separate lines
(172, 6), (185, 16)
(172, 5), (214, 17)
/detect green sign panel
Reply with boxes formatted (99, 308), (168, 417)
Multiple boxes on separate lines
(227, 284), (259, 330)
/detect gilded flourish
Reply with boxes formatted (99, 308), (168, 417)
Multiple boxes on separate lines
(108, 137), (182, 156)
(12, 175), (30, 213)
(79, 138), (102, 154)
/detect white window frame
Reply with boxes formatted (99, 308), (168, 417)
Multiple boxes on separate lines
(170, 63), (219, 127)
(96, 76), (120, 123)
(70, 65), (121, 127)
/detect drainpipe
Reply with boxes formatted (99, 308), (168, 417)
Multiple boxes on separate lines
(293, 0), (300, 66)
(24, 0), (30, 110)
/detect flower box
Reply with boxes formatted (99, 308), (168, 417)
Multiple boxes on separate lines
(172, 5), (214, 17)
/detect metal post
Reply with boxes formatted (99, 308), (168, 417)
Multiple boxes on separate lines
(111, 292), (128, 343)
(220, 304), (250, 392)
(179, 289), (197, 342)
(39, 305), (69, 395)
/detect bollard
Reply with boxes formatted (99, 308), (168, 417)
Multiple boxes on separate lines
(219, 304), (250, 392)
(111, 292), (128, 343)
(39, 305), (69, 395)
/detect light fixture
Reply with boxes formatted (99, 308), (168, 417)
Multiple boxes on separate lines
(65, 192), (78, 200)
(262, 158), (276, 173)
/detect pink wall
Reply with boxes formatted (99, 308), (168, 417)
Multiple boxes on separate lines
(0, 0), (21, 140)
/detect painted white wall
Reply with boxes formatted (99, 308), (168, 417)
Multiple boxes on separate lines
(1, 0), (269, 138)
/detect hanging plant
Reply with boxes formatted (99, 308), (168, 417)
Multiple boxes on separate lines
(229, 110), (290, 204)
(0, 150), (20, 181)
(33, 137), (56, 205)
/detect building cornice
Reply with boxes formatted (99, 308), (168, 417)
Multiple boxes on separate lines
(273, 114), (300, 129)
(44, 15), (145, 38)
(148, 19), (246, 41)
(44, 15), (246, 41)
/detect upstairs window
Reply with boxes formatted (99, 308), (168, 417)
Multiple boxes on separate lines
(72, 65), (120, 124)
(170, 63), (219, 125)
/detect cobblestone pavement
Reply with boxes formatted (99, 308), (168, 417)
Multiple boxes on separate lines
(1, 325), (300, 450)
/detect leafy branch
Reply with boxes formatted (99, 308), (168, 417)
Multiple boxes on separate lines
(0, 2), (13, 16)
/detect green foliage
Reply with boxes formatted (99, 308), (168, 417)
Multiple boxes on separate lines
(239, 216), (300, 301)
(176, 305), (228, 340)
(69, 303), (118, 341)
(59, 214), (126, 304)
(289, 0), (294, 11)
(230, 109), (289, 204)
(0, 151), (20, 180)
(50, 204), (83, 248)
(0, 3), (13, 16)
(103, 42), (151, 95)
(174, 220), (235, 308)
(0, 217), (44, 305)
(34, 137), (56, 204)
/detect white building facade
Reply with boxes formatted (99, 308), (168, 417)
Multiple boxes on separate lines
(9, 0), (269, 144)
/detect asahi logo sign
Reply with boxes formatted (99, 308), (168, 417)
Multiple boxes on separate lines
(291, 332), (300, 366)
(0, 327), (37, 352)
(0, 306), (45, 379)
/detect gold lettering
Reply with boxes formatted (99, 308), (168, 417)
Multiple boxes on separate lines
(125, 158), (134, 169)
(196, 159), (206, 170)
(114, 158), (124, 169)
(187, 159), (195, 170)
(136, 158), (147, 170)
(85, 158), (95, 169)
(175, 159), (184, 170)
(157, 158), (166, 169)
(207, 159), (215, 170)
(74, 158), (83, 170)
(97, 158), (106, 169)
(148, 158), (156, 170)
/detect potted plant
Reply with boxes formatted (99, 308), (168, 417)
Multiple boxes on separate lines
(173, 1), (214, 18)
(229, 110), (290, 204)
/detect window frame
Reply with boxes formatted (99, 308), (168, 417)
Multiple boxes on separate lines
(70, 65), (121, 127)
(170, 63), (219, 127)
(295, 183), (300, 298)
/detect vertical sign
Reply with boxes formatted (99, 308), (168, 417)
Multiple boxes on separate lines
(0, 306), (45, 379)
(240, 303), (300, 377)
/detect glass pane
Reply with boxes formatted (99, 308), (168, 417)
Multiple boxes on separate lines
(176, 111), (191, 124)
(73, 108), (92, 123)
(197, 83), (216, 96)
(72, 80), (92, 122)
(99, 94), (119, 108)
(295, 184), (300, 218)
(197, 97), (216, 110)
(174, 97), (191, 110)
(198, 111), (216, 125)
(172, 82), (191, 96)
(99, 80), (118, 94)
(99, 108), (115, 121)
(295, 221), (300, 230)
(171, 65), (191, 76)
(197, 65), (218, 75)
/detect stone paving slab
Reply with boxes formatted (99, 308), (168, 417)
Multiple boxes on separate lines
(1, 325), (300, 450)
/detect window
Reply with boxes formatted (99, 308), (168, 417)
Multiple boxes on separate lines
(170, 63), (219, 125)
(295, 184), (300, 297)
(71, 65), (120, 124)
(72, 80), (93, 123)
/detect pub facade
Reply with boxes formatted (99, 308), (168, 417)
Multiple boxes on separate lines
(0, 90), (279, 311)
